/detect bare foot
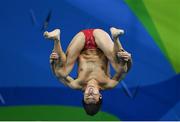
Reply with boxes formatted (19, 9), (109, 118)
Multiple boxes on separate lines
(44, 29), (60, 41)
(110, 27), (124, 38)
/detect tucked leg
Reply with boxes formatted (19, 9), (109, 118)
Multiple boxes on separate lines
(93, 28), (132, 89)
(93, 28), (124, 72)
(44, 29), (85, 77)
(44, 29), (66, 64)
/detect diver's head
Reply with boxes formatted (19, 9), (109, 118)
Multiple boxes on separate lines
(82, 79), (102, 116)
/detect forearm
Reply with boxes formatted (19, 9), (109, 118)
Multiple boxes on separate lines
(50, 60), (67, 78)
(112, 58), (132, 81)
(56, 75), (81, 89)
(45, 29), (79, 87)
(50, 59), (81, 89)
(51, 63), (78, 89)
(105, 69), (127, 89)
(50, 50), (72, 78)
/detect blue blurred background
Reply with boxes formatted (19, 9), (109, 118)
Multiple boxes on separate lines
(0, 0), (179, 120)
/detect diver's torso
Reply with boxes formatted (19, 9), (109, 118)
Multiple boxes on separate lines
(77, 49), (110, 86)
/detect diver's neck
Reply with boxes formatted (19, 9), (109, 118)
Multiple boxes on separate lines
(86, 79), (100, 89)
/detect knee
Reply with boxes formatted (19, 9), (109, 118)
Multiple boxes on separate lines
(93, 29), (109, 38)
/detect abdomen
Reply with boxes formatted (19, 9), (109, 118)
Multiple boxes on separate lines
(77, 49), (109, 82)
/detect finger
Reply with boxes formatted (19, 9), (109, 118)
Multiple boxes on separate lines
(51, 52), (58, 55)
(119, 52), (129, 55)
(117, 52), (127, 57)
(120, 54), (131, 58)
(51, 53), (59, 57)
(121, 54), (130, 57)
(50, 55), (58, 59)
(52, 52), (57, 54)
(121, 56), (130, 60)
(51, 54), (59, 58)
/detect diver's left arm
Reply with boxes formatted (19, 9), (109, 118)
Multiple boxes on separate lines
(105, 50), (132, 89)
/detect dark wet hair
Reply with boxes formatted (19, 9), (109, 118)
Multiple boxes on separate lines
(82, 97), (102, 116)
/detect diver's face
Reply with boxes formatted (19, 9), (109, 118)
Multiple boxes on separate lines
(84, 85), (101, 104)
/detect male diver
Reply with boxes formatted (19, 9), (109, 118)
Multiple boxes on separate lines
(44, 27), (132, 115)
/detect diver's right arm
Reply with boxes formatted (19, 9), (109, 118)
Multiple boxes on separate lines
(50, 52), (81, 89)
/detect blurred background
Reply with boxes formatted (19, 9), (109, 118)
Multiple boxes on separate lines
(0, 0), (179, 120)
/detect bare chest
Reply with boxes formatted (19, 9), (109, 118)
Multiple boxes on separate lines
(77, 50), (109, 84)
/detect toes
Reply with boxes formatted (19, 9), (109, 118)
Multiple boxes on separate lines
(118, 29), (124, 35)
(44, 29), (60, 40)
(110, 27), (124, 38)
(54, 29), (60, 34)
(43, 31), (49, 38)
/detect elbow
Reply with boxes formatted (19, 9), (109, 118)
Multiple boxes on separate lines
(111, 82), (118, 89)
(107, 81), (119, 89)
(68, 82), (81, 90)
